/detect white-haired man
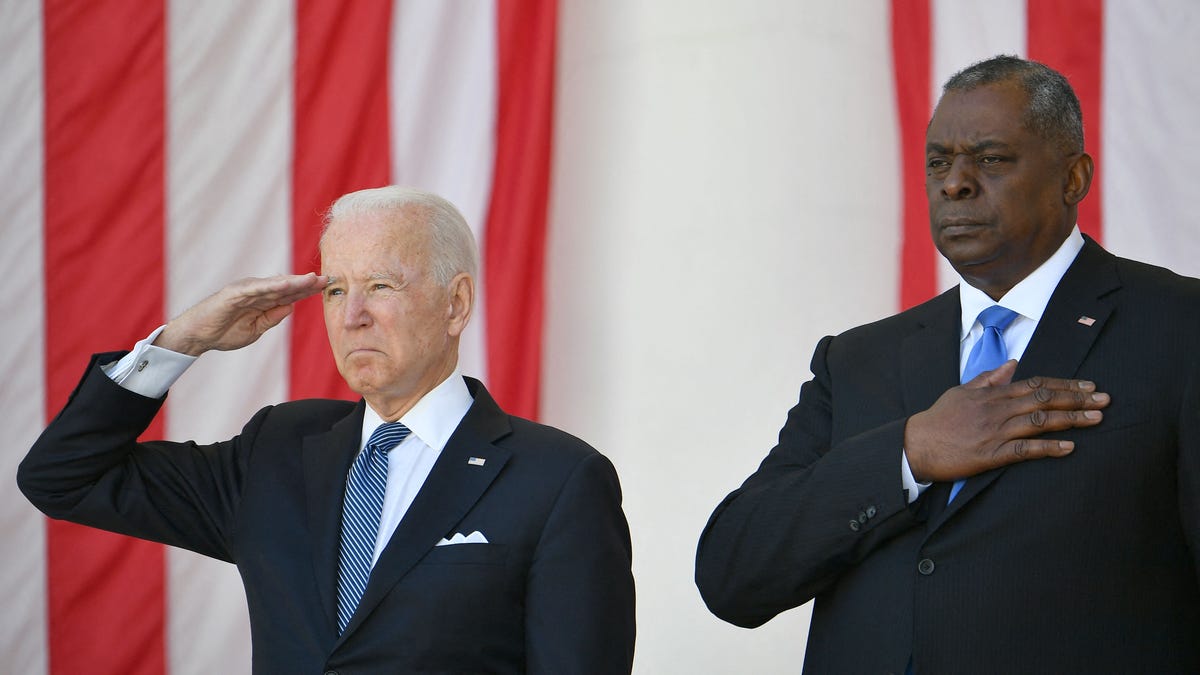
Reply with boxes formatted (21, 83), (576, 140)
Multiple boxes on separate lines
(20, 186), (636, 674)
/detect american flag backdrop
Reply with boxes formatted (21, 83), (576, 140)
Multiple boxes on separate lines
(2, 0), (553, 672)
(2, 1), (1199, 673)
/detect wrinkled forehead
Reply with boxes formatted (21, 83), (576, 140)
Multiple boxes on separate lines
(320, 210), (432, 273)
(927, 86), (1033, 150)
(321, 208), (430, 252)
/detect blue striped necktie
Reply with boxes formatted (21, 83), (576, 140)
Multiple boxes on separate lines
(948, 305), (1018, 503)
(336, 421), (411, 633)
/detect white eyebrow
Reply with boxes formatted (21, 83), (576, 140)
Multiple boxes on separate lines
(366, 271), (409, 287)
(324, 272), (401, 285)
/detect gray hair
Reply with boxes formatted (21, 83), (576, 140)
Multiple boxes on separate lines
(941, 54), (1084, 154)
(322, 186), (479, 286)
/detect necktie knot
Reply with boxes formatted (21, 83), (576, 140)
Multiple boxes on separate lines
(366, 422), (411, 455)
(977, 305), (1018, 332)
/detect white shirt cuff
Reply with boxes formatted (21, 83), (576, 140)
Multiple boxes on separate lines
(101, 325), (197, 398)
(901, 449), (931, 504)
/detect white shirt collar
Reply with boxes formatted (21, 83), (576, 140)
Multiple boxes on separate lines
(958, 226), (1085, 338)
(360, 370), (474, 453)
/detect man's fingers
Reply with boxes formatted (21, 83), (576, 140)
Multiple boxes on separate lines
(272, 272), (327, 298)
(988, 385), (1107, 446)
(907, 368), (1111, 481)
(260, 304), (295, 330)
(964, 359), (1018, 388)
(998, 438), (1076, 464)
(1018, 374), (1097, 394)
(1002, 408), (1105, 439)
(1015, 386), (1110, 411)
(230, 273), (327, 308)
(979, 375), (1109, 419)
(965, 363), (1103, 402)
(158, 274), (326, 355)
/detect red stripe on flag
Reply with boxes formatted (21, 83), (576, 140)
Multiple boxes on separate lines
(891, 0), (937, 309)
(1027, 0), (1104, 243)
(485, 0), (558, 418)
(291, 0), (394, 401)
(42, 1), (167, 673)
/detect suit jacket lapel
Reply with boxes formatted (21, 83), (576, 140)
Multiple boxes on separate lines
(1014, 238), (1118, 381)
(898, 290), (965, 529)
(942, 237), (1120, 511)
(902, 287), (963, 414)
(302, 401), (367, 633)
(337, 377), (513, 640)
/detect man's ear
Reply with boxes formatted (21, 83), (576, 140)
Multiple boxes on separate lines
(1064, 152), (1094, 206)
(446, 273), (474, 337)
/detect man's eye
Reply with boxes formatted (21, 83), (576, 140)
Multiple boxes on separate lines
(927, 158), (948, 169)
(325, 288), (344, 297)
(372, 283), (390, 291)
(979, 155), (1003, 164)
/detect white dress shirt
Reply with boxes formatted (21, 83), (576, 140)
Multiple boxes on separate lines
(360, 372), (472, 566)
(103, 332), (473, 570)
(900, 227), (1085, 503)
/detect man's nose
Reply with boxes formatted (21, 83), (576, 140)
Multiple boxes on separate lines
(941, 155), (977, 200)
(343, 291), (371, 327)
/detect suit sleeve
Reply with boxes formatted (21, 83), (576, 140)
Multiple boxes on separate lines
(17, 353), (254, 562)
(1179, 356), (1200, 586)
(524, 451), (635, 675)
(695, 335), (931, 628)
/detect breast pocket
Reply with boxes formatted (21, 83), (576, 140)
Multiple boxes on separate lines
(421, 543), (508, 566)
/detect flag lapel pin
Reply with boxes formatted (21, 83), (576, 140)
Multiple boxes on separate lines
(1077, 316), (1096, 326)
(468, 457), (486, 466)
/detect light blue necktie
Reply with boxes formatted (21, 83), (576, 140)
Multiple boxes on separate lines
(947, 305), (1018, 503)
(336, 421), (410, 634)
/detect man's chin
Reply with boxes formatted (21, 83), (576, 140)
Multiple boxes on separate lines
(936, 238), (996, 270)
(338, 367), (384, 395)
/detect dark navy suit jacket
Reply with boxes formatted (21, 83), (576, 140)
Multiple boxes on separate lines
(20, 369), (635, 674)
(697, 238), (1200, 674)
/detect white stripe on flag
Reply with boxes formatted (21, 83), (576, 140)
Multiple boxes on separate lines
(166, 0), (295, 671)
(931, 0), (1027, 105)
(0, 1), (48, 671)
(931, 0), (1027, 294)
(1102, 0), (1200, 278)
(390, 0), (498, 382)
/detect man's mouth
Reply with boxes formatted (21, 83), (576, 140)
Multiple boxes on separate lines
(938, 219), (989, 236)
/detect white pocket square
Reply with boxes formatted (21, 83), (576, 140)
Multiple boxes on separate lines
(436, 530), (489, 546)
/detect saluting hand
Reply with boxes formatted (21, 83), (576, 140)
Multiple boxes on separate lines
(903, 360), (1110, 483)
(154, 273), (328, 356)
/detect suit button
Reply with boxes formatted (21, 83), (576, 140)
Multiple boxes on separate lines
(866, 505), (877, 518)
(918, 558), (935, 575)
(857, 511), (868, 524)
(324, 671), (338, 675)
(849, 520), (861, 531)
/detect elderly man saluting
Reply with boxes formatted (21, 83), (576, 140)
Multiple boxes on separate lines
(19, 186), (636, 674)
